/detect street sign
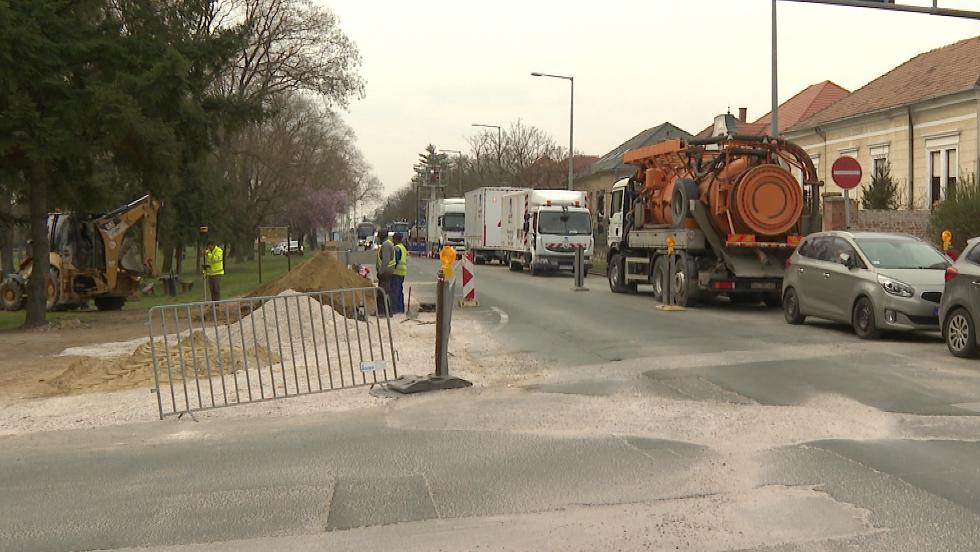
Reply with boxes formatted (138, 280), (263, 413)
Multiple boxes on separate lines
(258, 226), (288, 243)
(831, 156), (862, 190)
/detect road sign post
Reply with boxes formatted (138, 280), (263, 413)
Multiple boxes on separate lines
(831, 156), (862, 230)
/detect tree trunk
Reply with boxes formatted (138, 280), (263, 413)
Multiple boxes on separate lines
(0, 186), (14, 276)
(175, 240), (184, 277)
(24, 164), (49, 328)
(162, 244), (174, 273)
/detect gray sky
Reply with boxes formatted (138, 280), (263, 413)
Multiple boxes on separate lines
(322, 0), (980, 198)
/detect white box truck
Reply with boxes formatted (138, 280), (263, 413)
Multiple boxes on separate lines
(464, 187), (527, 264)
(500, 189), (593, 276)
(426, 198), (466, 257)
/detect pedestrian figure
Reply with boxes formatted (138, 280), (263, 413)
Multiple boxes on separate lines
(375, 229), (395, 315)
(203, 240), (224, 301)
(390, 232), (408, 314)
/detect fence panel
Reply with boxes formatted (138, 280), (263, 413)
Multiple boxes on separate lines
(147, 288), (397, 419)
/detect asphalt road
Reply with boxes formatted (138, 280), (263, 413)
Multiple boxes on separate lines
(2, 256), (980, 550)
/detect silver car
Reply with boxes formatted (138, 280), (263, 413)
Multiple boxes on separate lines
(782, 231), (950, 339)
(940, 237), (980, 358)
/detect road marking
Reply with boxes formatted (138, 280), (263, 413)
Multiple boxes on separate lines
(490, 306), (509, 331)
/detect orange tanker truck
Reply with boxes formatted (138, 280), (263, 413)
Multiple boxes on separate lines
(603, 117), (820, 306)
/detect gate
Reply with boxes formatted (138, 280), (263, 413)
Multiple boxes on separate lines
(147, 288), (398, 419)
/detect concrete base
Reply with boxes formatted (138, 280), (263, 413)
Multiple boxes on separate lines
(458, 299), (480, 307)
(656, 304), (687, 312)
(387, 374), (473, 394)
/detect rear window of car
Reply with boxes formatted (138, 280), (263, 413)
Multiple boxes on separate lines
(967, 244), (980, 265)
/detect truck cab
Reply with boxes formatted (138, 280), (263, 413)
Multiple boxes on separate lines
(503, 189), (593, 276)
(606, 178), (630, 251)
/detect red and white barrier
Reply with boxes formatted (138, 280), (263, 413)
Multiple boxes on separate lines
(459, 251), (479, 307)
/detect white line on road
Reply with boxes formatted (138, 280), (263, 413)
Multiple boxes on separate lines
(490, 306), (509, 331)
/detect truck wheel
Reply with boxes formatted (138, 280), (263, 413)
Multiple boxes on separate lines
(671, 178), (698, 227)
(0, 280), (25, 311)
(94, 296), (126, 311)
(608, 253), (627, 293)
(763, 292), (782, 308)
(671, 256), (699, 307)
(46, 268), (60, 311)
(651, 257), (667, 301)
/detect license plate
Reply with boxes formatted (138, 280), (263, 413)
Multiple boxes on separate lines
(750, 282), (777, 290)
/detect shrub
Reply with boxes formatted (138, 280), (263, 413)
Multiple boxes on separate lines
(861, 162), (900, 210)
(930, 172), (979, 251)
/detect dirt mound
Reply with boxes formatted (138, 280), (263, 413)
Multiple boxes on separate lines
(48, 332), (279, 395)
(250, 252), (371, 297)
(248, 252), (378, 317)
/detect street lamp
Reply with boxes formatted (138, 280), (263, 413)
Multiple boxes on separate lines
(439, 149), (463, 197)
(471, 123), (502, 172)
(531, 71), (574, 191)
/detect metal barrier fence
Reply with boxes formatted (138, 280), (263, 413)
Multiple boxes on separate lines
(147, 287), (398, 419)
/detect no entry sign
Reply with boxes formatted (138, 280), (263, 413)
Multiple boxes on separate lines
(831, 156), (862, 190)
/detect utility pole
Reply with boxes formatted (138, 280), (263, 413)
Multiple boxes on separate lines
(472, 123), (503, 180)
(771, 0), (778, 136)
(440, 149), (463, 197)
(531, 72), (575, 190)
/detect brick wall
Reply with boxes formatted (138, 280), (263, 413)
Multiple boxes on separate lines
(823, 195), (933, 242)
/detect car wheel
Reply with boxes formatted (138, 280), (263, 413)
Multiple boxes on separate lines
(944, 308), (978, 358)
(783, 288), (805, 325)
(852, 296), (881, 339)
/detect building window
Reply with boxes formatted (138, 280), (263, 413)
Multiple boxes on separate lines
(870, 144), (889, 177)
(926, 133), (959, 205)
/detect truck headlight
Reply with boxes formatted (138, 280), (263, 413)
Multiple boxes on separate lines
(877, 274), (913, 297)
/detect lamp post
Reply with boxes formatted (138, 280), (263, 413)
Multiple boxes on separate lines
(531, 71), (574, 191)
(471, 123), (502, 174)
(439, 149), (463, 197)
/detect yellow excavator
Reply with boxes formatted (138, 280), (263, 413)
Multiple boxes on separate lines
(1, 194), (161, 311)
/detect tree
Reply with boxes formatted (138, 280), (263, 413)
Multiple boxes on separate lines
(0, 0), (246, 326)
(861, 162), (900, 210)
(930, 172), (978, 252)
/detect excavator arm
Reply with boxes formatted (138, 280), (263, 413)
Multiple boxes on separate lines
(94, 195), (161, 291)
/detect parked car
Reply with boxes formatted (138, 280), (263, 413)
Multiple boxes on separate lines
(940, 237), (980, 358)
(782, 231), (950, 339)
(271, 240), (304, 256)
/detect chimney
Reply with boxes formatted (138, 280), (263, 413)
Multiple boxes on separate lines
(738, 107), (747, 123)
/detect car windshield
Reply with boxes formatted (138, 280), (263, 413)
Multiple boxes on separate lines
(854, 237), (950, 269)
(443, 213), (464, 231)
(356, 224), (375, 239)
(537, 211), (591, 236)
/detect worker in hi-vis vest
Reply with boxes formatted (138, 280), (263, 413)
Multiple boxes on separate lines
(203, 240), (224, 301)
(390, 232), (408, 314)
(375, 229), (395, 314)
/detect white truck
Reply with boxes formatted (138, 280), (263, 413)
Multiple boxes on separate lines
(501, 189), (593, 276)
(464, 187), (527, 264)
(426, 198), (466, 257)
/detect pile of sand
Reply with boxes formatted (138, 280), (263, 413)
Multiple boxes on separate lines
(248, 252), (377, 317)
(250, 252), (371, 297)
(48, 331), (279, 395)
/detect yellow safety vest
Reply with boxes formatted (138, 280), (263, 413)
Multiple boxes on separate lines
(393, 243), (408, 277)
(204, 246), (224, 276)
